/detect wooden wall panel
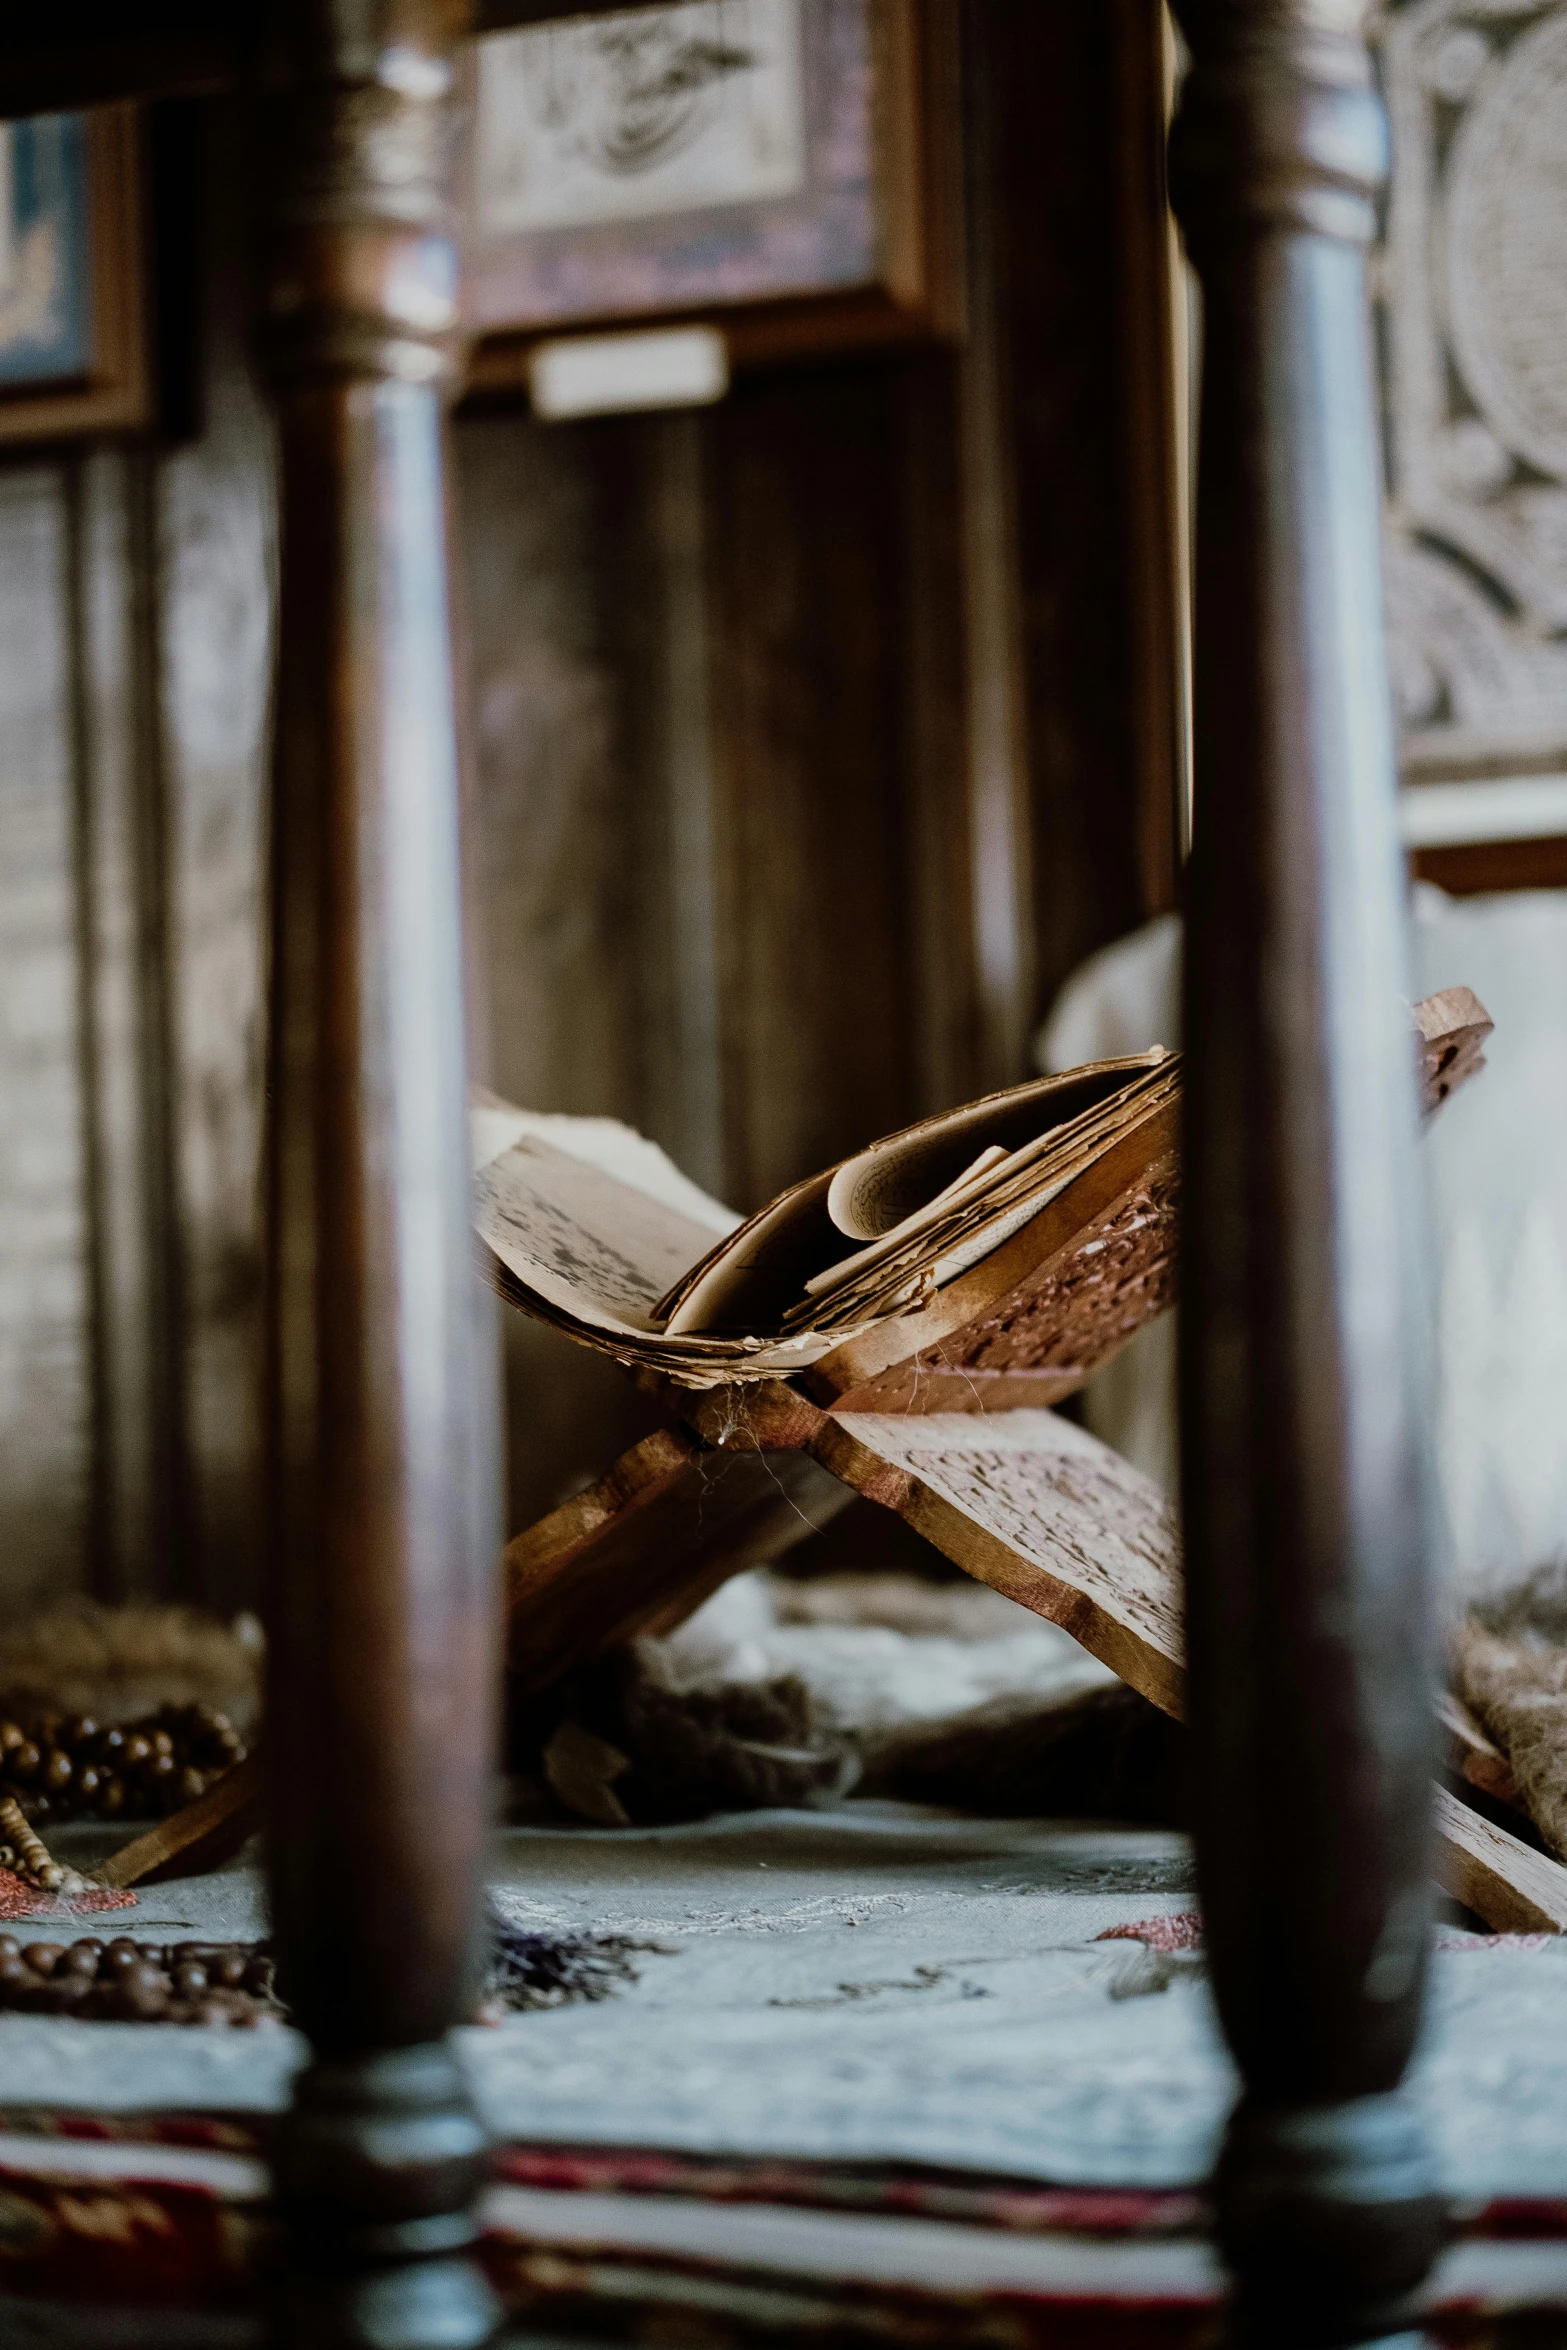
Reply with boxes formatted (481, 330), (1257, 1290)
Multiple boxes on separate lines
(456, 407), (672, 1538)
(72, 446), (177, 1606)
(155, 105), (276, 1618)
(0, 19), (1186, 1600)
(458, 412), (647, 1130)
(455, 360), (986, 1535)
(974, 0), (1182, 1015)
(0, 468), (91, 1611)
(706, 363), (923, 1213)
(896, 354), (987, 1111)
(0, 100), (276, 1621)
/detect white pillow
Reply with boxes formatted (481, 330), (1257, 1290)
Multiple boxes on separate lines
(1036, 888), (1567, 1599)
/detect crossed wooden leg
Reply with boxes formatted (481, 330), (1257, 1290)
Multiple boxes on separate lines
(101, 1366), (1561, 1933)
(503, 1378), (1567, 1935)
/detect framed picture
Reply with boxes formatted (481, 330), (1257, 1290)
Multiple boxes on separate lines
(0, 105), (151, 444)
(460, 0), (959, 382)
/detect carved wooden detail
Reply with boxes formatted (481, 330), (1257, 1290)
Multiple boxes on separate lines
(820, 1407), (1187, 1717)
(1377, 0), (1567, 783)
(939, 1164), (1178, 1374)
(822, 1160), (1178, 1416)
(802, 1102), (1181, 1408)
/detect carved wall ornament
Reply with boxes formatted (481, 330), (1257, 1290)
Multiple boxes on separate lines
(1375, 0), (1567, 774)
(1444, 10), (1567, 490)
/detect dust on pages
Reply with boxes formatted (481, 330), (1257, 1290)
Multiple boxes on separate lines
(471, 1055), (1178, 1390)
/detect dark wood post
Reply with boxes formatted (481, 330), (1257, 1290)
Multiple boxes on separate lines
(1168, 3), (1446, 2342)
(259, 4), (500, 2342)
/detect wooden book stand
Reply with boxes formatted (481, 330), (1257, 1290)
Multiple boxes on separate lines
(497, 985), (1564, 1934)
(105, 984), (1553, 1935)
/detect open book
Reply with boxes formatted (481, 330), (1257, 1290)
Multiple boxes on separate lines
(472, 1052), (1180, 1393)
(472, 985), (1488, 1399)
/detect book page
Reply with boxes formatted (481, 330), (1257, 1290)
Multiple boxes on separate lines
(784, 1074), (1179, 1335)
(824, 1055), (1169, 1241)
(471, 1091), (739, 1234)
(662, 1056), (1172, 1340)
(801, 1146), (1008, 1300)
(475, 1133), (729, 1338)
(659, 1170), (838, 1336)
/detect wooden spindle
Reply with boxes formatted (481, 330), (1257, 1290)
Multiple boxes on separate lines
(1168, 2), (1446, 2341)
(259, 4), (500, 2342)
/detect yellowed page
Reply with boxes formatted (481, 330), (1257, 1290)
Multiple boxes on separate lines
(475, 1134), (730, 1338)
(823, 1054), (1170, 1240)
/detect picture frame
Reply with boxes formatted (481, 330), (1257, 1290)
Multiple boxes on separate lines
(459, 0), (960, 384)
(0, 105), (151, 445)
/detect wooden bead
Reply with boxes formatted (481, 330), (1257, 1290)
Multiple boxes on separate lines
(116, 1961), (169, 2019)
(0, 1930), (295, 2029)
(1, 1706), (244, 1826)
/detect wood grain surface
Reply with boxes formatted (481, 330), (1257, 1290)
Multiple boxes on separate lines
(94, 1755), (262, 1890)
(503, 1428), (851, 1699)
(819, 1406), (1185, 1719)
(257, 5), (501, 2341)
(1169, 0), (1448, 2327)
(1434, 1786), (1567, 1936)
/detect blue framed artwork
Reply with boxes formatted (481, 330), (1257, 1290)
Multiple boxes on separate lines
(0, 105), (151, 442)
(0, 114), (94, 390)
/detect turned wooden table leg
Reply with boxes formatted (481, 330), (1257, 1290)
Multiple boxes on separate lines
(260, 6), (500, 2343)
(1169, 3), (1445, 2341)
